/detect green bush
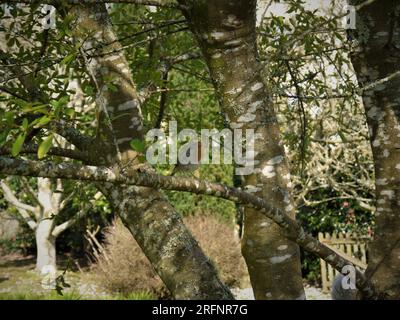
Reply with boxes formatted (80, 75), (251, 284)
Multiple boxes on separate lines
(297, 188), (374, 284)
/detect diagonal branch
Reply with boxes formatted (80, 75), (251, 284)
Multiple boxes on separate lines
(52, 208), (88, 237)
(0, 180), (37, 230)
(0, 155), (376, 299)
(52, 191), (101, 237)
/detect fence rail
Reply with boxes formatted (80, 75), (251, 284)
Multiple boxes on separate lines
(318, 232), (369, 293)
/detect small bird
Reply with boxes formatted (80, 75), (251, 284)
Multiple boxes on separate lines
(171, 140), (202, 177)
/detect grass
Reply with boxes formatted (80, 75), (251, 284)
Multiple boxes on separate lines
(0, 252), (156, 300)
(0, 291), (155, 300)
(110, 292), (156, 300)
(0, 291), (82, 300)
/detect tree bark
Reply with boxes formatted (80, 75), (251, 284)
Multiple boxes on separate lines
(35, 219), (56, 274)
(67, 3), (233, 299)
(350, 0), (400, 299)
(179, 0), (305, 299)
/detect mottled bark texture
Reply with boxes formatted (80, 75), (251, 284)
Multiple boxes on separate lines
(350, 0), (400, 299)
(178, 0), (304, 299)
(67, 4), (233, 299)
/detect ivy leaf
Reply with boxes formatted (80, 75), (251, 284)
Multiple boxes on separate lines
(12, 133), (26, 157)
(130, 139), (146, 153)
(38, 134), (54, 159)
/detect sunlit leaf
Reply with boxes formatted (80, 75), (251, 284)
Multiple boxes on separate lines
(38, 134), (54, 159)
(11, 133), (26, 157)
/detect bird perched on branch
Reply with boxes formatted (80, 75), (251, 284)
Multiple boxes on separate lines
(171, 140), (202, 178)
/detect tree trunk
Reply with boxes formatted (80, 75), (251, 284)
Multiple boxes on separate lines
(101, 183), (233, 299)
(35, 219), (56, 274)
(66, 4), (233, 299)
(350, 0), (400, 299)
(179, 0), (305, 299)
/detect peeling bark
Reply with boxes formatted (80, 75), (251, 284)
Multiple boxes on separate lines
(178, 0), (304, 299)
(350, 0), (400, 299)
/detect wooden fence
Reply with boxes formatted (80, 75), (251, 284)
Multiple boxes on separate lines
(318, 232), (369, 293)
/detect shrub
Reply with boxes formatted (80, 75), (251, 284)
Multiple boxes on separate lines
(89, 219), (166, 298)
(90, 215), (249, 298)
(184, 215), (248, 288)
(297, 188), (374, 284)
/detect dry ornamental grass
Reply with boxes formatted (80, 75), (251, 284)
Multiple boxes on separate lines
(90, 215), (249, 297)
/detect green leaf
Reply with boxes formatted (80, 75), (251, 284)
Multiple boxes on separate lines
(59, 95), (70, 106)
(12, 133), (26, 157)
(38, 135), (54, 159)
(82, 84), (94, 96)
(65, 108), (75, 118)
(130, 139), (146, 153)
(5, 112), (14, 126)
(0, 129), (10, 147)
(22, 118), (29, 131)
(60, 53), (76, 66)
(50, 99), (59, 108)
(11, 99), (32, 109)
(32, 116), (51, 128)
(21, 103), (48, 114)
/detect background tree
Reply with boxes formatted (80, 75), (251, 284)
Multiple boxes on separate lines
(0, 176), (101, 274)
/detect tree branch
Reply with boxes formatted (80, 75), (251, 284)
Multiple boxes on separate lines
(0, 85), (29, 100)
(0, 144), (88, 161)
(154, 69), (169, 129)
(0, 155), (376, 299)
(50, 121), (93, 152)
(20, 176), (40, 208)
(52, 208), (87, 237)
(0, 180), (37, 230)
(1, 0), (178, 8)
